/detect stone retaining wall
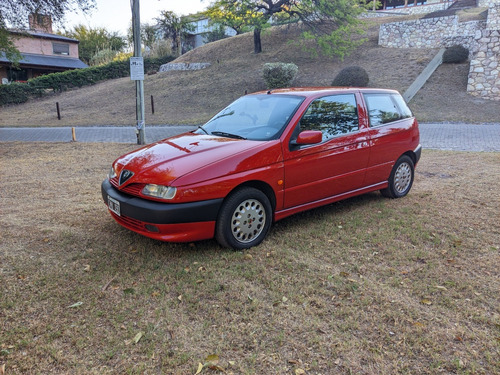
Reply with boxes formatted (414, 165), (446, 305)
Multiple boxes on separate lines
(363, 2), (453, 18)
(379, 3), (500, 100)
(379, 16), (486, 52)
(467, 29), (500, 100)
(478, 0), (499, 7)
(487, 3), (500, 29)
(159, 62), (211, 72)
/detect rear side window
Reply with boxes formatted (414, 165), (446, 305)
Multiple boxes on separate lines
(364, 93), (412, 127)
(299, 94), (359, 141)
(392, 94), (413, 119)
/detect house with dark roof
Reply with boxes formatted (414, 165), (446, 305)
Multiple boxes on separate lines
(0, 14), (87, 84)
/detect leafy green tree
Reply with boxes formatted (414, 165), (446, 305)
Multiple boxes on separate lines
(0, 28), (20, 65)
(204, 2), (253, 35)
(141, 23), (159, 50)
(62, 25), (126, 64)
(205, 0), (368, 57)
(0, 0), (95, 61)
(155, 11), (195, 56)
(203, 24), (230, 44)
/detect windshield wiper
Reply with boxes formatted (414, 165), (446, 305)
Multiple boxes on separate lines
(209, 110), (234, 123)
(211, 131), (246, 140)
(197, 125), (209, 135)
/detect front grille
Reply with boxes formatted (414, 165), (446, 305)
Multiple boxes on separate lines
(110, 176), (119, 188)
(121, 183), (145, 196)
(109, 177), (145, 198)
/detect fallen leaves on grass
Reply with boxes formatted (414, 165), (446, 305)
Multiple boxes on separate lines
(133, 332), (143, 344)
(124, 331), (144, 346)
(195, 354), (225, 374)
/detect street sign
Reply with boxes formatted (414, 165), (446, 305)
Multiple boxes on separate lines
(130, 57), (144, 81)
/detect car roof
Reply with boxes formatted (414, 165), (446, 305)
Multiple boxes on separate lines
(252, 87), (400, 97)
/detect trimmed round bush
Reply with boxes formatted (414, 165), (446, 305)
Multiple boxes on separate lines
(262, 62), (298, 89)
(442, 45), (469, 64)
(332, 66), (369, 87)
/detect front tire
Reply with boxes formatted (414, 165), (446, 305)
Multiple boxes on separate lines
(381, 155), (414, 198)
(215, 187), (272, 250)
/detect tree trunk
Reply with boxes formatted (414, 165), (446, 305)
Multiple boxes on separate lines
(253, 28), (262, 54)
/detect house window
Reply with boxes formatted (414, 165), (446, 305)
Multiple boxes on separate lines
(53, 42), (69, 55)
(7, 68), (29, 82)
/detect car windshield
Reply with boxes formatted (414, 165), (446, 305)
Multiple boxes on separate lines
(197, 94), (304, 141)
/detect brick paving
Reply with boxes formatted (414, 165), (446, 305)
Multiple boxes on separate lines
(419, 123), (500, 152)
(0, 123), (499, 152)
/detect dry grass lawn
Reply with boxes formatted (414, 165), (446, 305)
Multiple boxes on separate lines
(1, 143), (499, 374)
(1, 19), (498, 127)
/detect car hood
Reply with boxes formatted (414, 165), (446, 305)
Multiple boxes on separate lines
(113, 132), (274, 186)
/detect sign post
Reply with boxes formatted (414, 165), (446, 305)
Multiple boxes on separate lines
(131, 0), (146, 145)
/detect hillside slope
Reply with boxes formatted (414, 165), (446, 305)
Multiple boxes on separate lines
(0, 20), (498, 126)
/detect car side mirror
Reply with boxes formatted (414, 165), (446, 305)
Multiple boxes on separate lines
(291, 130), (322, 147)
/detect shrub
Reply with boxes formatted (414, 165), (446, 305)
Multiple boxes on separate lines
(442, 45), (469, 64)
(0, 82), (42, 105)
(332, 66), (369, 87)
(262, 62), (298, 89)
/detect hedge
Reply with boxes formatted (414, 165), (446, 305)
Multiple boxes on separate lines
(0, 55), (174, 106)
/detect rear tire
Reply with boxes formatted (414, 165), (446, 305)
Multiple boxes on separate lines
(381, 155), (414, 198)
(215, 187), (272, 250)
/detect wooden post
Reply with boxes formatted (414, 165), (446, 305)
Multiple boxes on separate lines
(71, 127), (76, 142)
(56, 102), (61, 120)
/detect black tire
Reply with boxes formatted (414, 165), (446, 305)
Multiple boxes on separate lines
(215, 187), (272, 250)
(381, 155), (414, 198)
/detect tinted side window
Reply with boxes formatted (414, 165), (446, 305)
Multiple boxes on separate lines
(299, 94), (359, 141)
(392, 94), (413, 119)
(364, 94), (401, 126)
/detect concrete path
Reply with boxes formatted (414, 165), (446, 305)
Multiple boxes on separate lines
(0, 125), (197, 144)
(1, 123), (499, 152)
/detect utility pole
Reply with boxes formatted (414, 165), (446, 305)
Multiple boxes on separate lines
(131, 0), (146, 145)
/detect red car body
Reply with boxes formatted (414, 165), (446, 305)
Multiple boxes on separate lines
(102, 88), (421, 249)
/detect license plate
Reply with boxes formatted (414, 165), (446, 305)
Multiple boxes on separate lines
(108, 196), (121, 216)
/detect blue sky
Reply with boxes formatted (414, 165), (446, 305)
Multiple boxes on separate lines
(62, 0), (210, 35)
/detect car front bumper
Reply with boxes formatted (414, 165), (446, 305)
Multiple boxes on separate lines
(101, 179), (223, 242)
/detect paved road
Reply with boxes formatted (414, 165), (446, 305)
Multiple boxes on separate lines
(1, 123), (499, 152)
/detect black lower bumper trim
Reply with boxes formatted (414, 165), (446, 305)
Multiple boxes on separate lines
(414, 144), (422, 164)
(101, 179), (223, 224)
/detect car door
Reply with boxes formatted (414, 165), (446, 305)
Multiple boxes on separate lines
(362, 92), (418, 186)
(283, 93), (370, 209)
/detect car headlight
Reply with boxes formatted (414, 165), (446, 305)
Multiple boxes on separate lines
(142, 184), (177, 200)
(108, 166), (117, 179)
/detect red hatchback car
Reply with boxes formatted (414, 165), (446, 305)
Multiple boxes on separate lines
(102, 88), (421, 249)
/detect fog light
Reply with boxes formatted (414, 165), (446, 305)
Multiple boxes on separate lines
(145, 224), (159, 233)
